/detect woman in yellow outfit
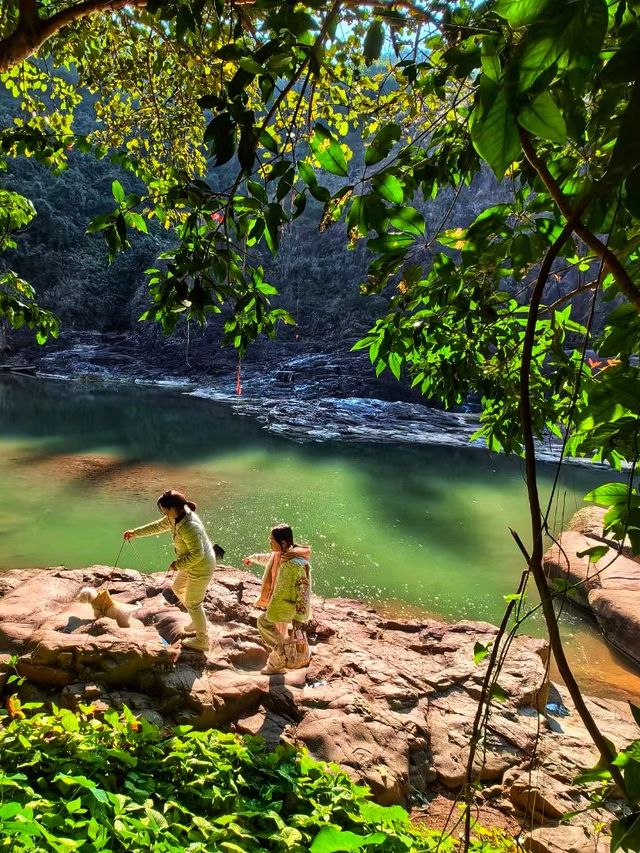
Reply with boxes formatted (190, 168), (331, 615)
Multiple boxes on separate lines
(124, 490), (216, 651)
(244, 524), (311, 674)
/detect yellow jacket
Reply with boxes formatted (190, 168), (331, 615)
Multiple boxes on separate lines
(248, 549), (312, 623)
(130, 507), (216, 574)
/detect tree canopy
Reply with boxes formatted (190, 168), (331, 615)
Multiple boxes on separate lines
(4, 0), (640, 839)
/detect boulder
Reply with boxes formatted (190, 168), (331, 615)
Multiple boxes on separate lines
(524, 824), (608, 853)
(543, 531), (605, 610)
(547, 511), (640, 665)
(588, 589), (640, 665)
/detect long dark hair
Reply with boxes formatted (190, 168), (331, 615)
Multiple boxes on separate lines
(157, 490), (196, 512)
(271, 524), (296, 550)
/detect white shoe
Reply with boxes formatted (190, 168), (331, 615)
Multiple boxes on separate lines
(261, 650), (287, 674)
(182, 636), (209, 652)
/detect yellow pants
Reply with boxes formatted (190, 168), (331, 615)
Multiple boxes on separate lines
(172, 564), (215, 642)
(257, 613), (288, 650)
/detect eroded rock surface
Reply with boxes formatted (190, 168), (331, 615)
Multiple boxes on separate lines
(1, 564), (637, 850)
(544, 507), (640, 665)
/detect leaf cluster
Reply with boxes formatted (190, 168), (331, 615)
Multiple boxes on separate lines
(0, 703), (449, 852)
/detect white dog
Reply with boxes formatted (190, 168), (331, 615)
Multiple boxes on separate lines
(77, 587), (140, 629)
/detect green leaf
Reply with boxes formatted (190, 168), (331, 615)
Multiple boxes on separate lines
(611, 812), (640, 853)
(292, 191), (307, 219)
(575, 545), (609, 563)
(601, 33), (640, 85)
(298, 161), (317, 187)
(624, 167), (640, 220)
(470, 88), (520, 179)
(126, 212), (148, 233)
(584, 483), (630, 507)
(388, 206), (424, 236)
(365, 124), (401, 166)
(607, 82), (640, 183)
(311, 123), (349, 177)
(259, 129), (279, 155)
(367, 234), (413, 253)
(489, 684), (509, 703)
(111, 180), (125, 203)
(481, 36), (502, 83)
(347, 196), (368, 237)
(364, 20), (384, 67)
(207, 112), (236, 167)
(388, 351), (402, 379)
(372, 173), (403, 204)
(248, 180), (268, 204)
(624, 759), (640, 804)
(494, 0), (551, 27)
(473, 641), (490, 665)
(517, 1), (607, 92)
(518, 93), (567, 143)
(310, 827), (387, 852)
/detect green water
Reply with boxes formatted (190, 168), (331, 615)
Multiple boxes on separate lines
(1, 376), (639, 700)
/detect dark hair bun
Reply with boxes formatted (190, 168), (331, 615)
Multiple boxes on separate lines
(157, 490), (197, 512)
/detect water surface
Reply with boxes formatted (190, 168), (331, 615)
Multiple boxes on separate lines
(1, 376), (638, 702)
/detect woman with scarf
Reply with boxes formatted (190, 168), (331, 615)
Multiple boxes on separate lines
(243, 524), (311, 674)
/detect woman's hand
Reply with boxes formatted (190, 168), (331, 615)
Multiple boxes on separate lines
(123, 530), (134, 541)
(242, 557), (252, 566)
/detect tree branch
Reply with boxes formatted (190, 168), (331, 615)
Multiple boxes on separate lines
(0, 0), (147, 73)
(18, 0), (40, 32)
(519, 204), (628, 796)
(542, 279), (599, 314)
(520, 130), (640, 312)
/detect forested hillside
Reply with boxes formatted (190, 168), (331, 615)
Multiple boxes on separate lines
(0, 81), (512, 358)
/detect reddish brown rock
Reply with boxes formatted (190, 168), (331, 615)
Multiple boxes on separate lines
(588, 589), (640, 665)
(0, 559), (634, 853)
(548, 510), (640, 665)
(524, 824), (608, 853)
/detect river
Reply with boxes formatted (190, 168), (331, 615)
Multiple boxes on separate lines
(1, 375), (638, 702)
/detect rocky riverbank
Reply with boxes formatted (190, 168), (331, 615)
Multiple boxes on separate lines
(1, 564), (637, 852)
(5, 330), (578, 461)
(544, 506), (640, 667)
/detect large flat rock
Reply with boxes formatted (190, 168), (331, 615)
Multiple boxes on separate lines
(0, 563), (637, 846)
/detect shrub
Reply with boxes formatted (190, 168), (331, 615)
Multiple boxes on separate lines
(0, 701), (514, 852)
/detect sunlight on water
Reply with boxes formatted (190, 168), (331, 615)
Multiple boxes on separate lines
(0, 376), (638, 701)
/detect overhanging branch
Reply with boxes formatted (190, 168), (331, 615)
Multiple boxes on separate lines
(520, 130), (640, 313)
(0, 0), (147, 73)
(518, 204), (628, 795)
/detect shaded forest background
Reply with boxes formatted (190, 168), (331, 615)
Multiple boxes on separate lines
(0, 79), (602, 375)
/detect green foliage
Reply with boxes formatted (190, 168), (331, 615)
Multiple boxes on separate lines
(574, 702), (640, 851)
(0, 704), (444, 852)
(583, 482), (640, 555)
